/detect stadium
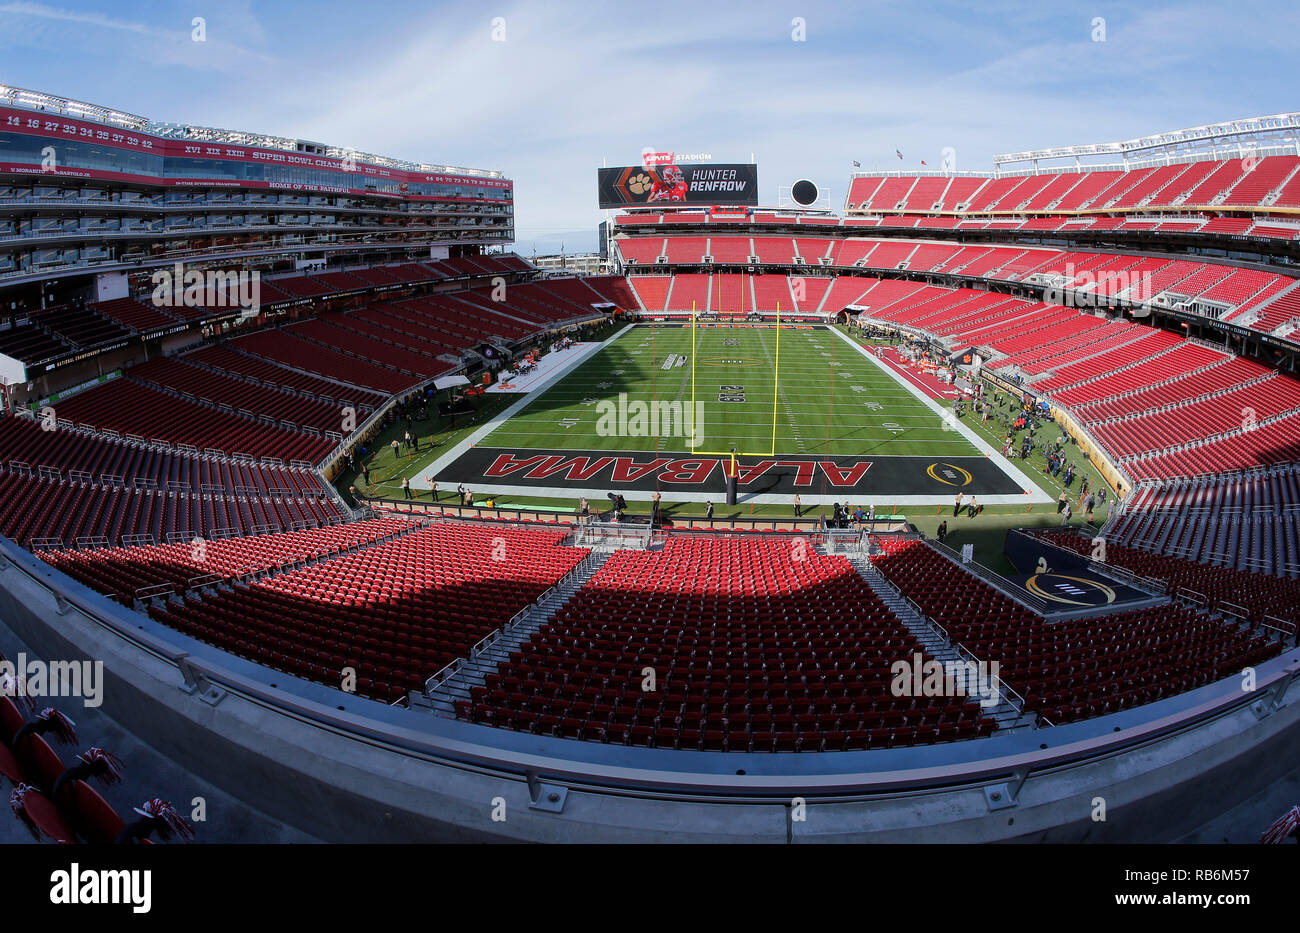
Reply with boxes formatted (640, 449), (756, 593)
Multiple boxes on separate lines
(0, 7), (1298, 868)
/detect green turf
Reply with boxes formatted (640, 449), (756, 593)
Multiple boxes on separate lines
(480, 324), (983, 458)
(337, 324), (1119, 567)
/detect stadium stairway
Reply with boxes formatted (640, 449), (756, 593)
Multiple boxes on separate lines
(420, 547), (615, 717)
(843, 551), (1026, 731)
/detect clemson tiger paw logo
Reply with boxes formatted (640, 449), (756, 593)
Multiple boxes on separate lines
(627, 172), (653, 195)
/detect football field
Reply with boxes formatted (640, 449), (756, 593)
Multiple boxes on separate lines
(485, 324), (979, 456)
(413, 324), (1050, 505)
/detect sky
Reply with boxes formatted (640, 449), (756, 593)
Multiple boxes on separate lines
(1, 0), (1297, 255)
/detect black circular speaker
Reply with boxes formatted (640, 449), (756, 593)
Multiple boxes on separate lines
(791, 179), (818, 205)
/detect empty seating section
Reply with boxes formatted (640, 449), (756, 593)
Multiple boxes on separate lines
(753, 237), (797, 264)
(1093, 371), (1300, 460)
(1101, 467), (1300, 578)
(0, 323), (72, 365)
(89, 297), (183, 333)
(629, 276), (672, 311)
(796, 238), (834, 263)
(1127, 411), (1300, 480)
(870, 538), (1278, 725)
(620, 233), (1296, 325)
(863, 176), (913, 210)
(0, 470), (342, 548)
(844, 157), (1296, 216)
(1221, 156), (1298, 206)
(618, 238), (663, 264)
(710, 274), (750, 313)
(184, 344), (388, 407)
(340, 307), (463, 357)
(1026, 328), (1175, 387)
(995, 319), (1130, 374)
(1060, 344), (1230, 410)
(903, 176), (947, 211)
(1251, 284), (1300, 333)
(1200, 269), (1285, 317)
(752, 275), (794, 311)
(0, 414), (326, 496)
(792, 276), (831, 311)
(128, 357), (353, 432)
(708, 237), (752, 263)
(52, 379), (335, 462)
(462, 537), (993, 750)
(266, 274), (332, 299)
(288, 319), (451, 380)
(668, 274), (710, 311)
(30, 306), (131, 349)
(231, 329), (420, 394)
(41, 517), (415, 604)
(664, 236), (707, 263)
(348, 265), (410, 287)
(446, 281), (598, 327)
(956, 176), (1013, 212)
(580, 275), (640, 308)
(819, 276), (879, 310)
(309, 270), (368, 293)
(387, 295), (530, 344)
(537, 276), (629, 314)
(859, 241), (919, 270)
(147, 523), (588, 703)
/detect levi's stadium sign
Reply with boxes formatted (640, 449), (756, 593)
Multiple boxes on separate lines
(641, 149), (713, 166)
(598, 163), (758, 209)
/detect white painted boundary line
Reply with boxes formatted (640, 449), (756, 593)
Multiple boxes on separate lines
(828, 326), (1053, 505)
(411, 324), (635, 489)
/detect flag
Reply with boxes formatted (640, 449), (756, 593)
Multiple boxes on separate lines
(896, 149), (903, 160)
(920, 160), (928, 166)
(852, 160), (861, 168)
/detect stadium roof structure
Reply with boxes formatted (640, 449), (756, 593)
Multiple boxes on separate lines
(846, 113), (1300, 180)
(994, 113), (1300, 169)
(0, 83), (505, 179)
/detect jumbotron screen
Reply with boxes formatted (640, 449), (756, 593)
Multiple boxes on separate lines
(597, 163), (759, 208)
